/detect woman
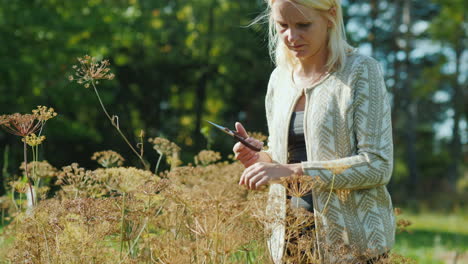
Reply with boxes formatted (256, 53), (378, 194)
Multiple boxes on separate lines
(233, 0), (395, 263)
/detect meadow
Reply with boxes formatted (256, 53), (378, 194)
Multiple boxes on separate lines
(0, 151), (466, 263)
(0, 56), (465, 264)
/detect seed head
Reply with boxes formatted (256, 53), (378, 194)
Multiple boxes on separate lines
(0, 106), (57, 137)
(0, 113), (41, 137)
(32, 105), (58, 121)
(22, 133), (46, 147)
(69, 55), (115, 88)
(194, 150), (221, 166)
(91, 150), (125, 168)
(148, 137), (180, 156)
(20, 160), (58, 180)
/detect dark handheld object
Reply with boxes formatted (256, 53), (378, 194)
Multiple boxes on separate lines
(206, 121), (262, 152)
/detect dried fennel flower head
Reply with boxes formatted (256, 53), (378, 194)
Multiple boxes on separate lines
(32, 105), (58, 121)
(20, 160), (58, 180)
(281, 174), (316, 198)
(91, 150), (125, 168)
(0, 113), (40, 137)
(69, 55), (115, 88)
(9, 181), (29, 194)
(148, 137), (180, 157)
(95, 167), (159, 194)
(0, 115), (9, 126)
(194, 150), (221, 166)
(57, 163), (107, 198)
(21, 133), (46, 147)
(0, 106), (57, 137)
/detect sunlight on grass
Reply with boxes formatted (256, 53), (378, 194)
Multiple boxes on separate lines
(394, 210), (468, 264)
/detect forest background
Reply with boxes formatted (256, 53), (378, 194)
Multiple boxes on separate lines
(0, 0), (466, 211)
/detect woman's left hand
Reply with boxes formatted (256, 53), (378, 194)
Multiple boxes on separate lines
(239, 162), (303, 190)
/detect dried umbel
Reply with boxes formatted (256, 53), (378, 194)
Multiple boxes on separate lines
(0, 106), (57, 137)
(20, 161), (58, 181)
(22, 133), (46, 147)
(91, 150), (125, 168)
(0, 113), (39, 137)
(69, 55), (115, 88)
(194, 150), (222, 166)
(281, 174), (316, 198)
(148, 137), (180, 157)
(57, 163), (106, 198)
(9, 181), (29, 194)
(149, 137), (182, 169)
(95, 167), (158, 194)
(32, 105), (58, 121)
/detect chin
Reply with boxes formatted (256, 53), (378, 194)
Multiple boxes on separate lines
(293, 52), (309, 59)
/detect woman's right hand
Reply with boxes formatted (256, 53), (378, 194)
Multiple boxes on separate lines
(232, 122), (264, 168)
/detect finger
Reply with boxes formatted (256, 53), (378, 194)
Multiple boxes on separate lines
(239, 164), (255, 185)
(255, 177), (270, 189)
(233, 142), (245, 154)
(248, 173), (265, 190)
(240, 163), (261, 186)
(237, 150), (255, 163)
(245, 137), (264, 150)
(243, 153), (259, 168)
(235, 122), (249, 138)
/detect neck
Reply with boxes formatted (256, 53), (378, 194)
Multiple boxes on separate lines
(295, 45), (329, 77)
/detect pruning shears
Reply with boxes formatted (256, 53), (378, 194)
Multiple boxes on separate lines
(206, 121), (262, 152)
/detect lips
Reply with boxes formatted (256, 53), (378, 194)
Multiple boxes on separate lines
(290, 44), (305, 49)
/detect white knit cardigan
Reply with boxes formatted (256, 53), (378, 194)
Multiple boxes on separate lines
(263, 52), (395, 264)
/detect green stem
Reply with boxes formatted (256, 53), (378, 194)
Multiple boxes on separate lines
(119, 192), (126, 260)
(91, 81), (149, 170)
(23, 141), (35, 207)
(155, 152), (163, 174)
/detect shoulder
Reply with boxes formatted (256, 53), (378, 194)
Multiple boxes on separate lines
(266, 66), (287, 94)
(340, 53), (384, 85)
(268, 66), (283, 85)
(345, 52), (382, 73)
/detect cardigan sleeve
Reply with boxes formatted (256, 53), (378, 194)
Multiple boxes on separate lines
(262, 68), (278, 162)
(301, 58), (393, 190)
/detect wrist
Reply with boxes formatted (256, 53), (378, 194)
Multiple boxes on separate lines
(288, 163), (304, 175)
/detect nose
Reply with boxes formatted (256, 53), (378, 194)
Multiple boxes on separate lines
(285, 28), (299, 43)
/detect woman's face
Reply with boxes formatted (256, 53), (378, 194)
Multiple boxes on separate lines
(272, 0), (330, 61)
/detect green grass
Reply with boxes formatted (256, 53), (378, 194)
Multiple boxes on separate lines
(393, 210), (468, 264)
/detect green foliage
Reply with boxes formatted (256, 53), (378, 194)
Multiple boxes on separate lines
(394, 211), (468, 264)
(0, 0), (465, 207)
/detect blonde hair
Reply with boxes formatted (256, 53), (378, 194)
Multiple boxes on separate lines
(254, 0), (353, 72)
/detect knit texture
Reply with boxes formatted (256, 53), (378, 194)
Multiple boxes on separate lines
(264, 52), (395, 263)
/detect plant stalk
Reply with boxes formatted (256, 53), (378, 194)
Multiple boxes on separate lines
(119, 192), (127, 260)
(23, 141), (35, 208)
(91, 81), (149, 170)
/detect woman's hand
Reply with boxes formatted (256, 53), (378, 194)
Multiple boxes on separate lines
(239, 162), (303, 190)
(232, 122), (264, 168)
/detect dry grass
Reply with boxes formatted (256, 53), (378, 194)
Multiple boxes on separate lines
(0, 147), (416, 263)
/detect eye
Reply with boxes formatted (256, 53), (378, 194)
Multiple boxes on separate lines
(278, 23), (288, 28)
(297, 23), (311, 28)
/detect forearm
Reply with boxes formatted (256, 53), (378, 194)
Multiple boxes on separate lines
(258, 151), (273, 163)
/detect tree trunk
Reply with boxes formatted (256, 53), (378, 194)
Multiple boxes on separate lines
(194, 0), (216, 150)
(401, 0), (419, 193)
(369, 0), (378, 57)
(448, 43), (464, 192)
